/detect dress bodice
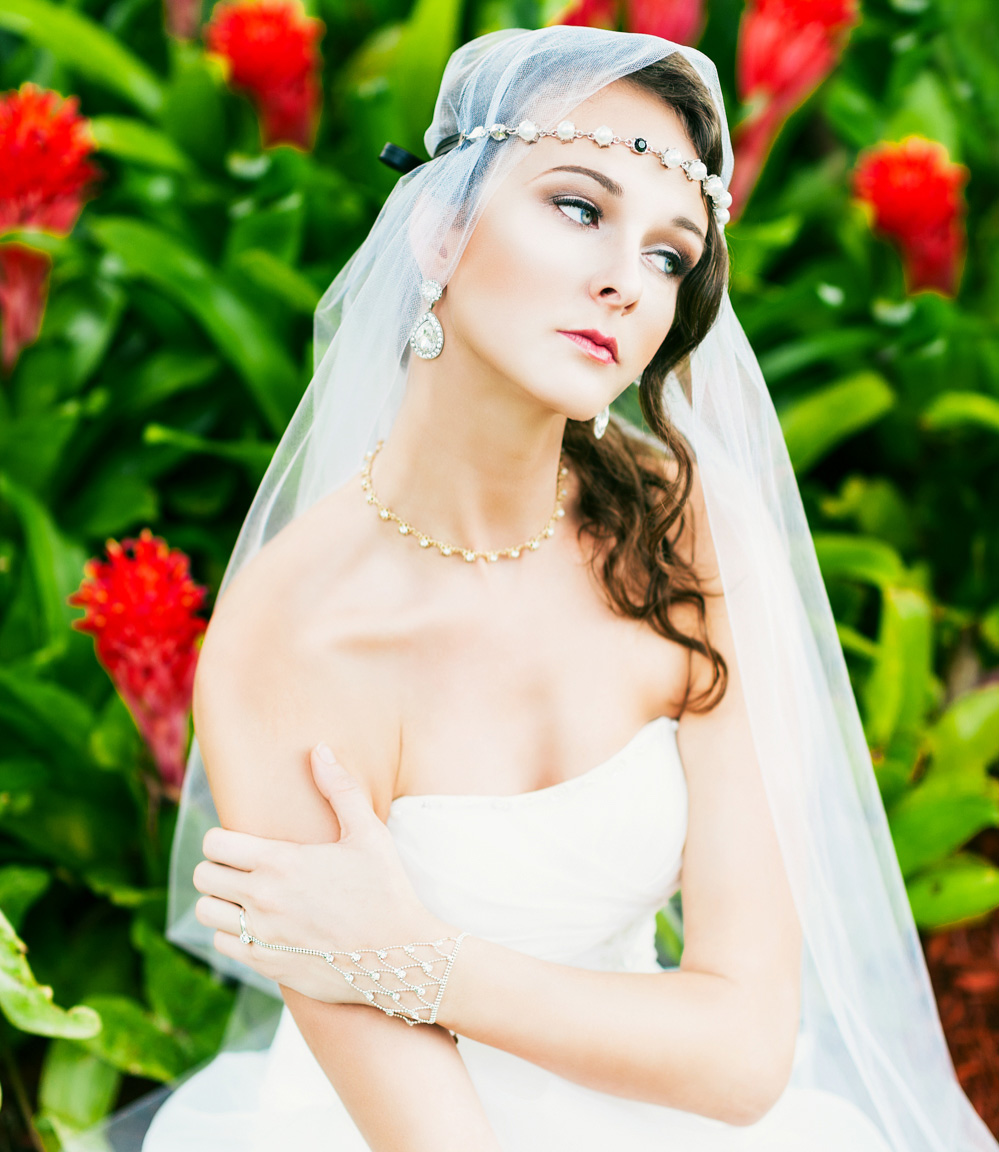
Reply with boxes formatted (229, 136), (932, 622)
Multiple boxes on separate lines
(385, 715), (687, 969)
(143, 712), (896, 1152)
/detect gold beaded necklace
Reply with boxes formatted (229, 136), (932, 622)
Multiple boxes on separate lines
(360, 439), (569, 563)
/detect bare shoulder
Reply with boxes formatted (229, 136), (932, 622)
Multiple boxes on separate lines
(193, 475), (404, 839)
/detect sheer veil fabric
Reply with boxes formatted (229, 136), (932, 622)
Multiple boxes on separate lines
(91, 25), (994, 1151)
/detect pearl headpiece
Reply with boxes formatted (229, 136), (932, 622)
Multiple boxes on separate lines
(455, 119), (732, 226)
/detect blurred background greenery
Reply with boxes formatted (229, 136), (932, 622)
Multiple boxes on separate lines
(1, 0), (998, 1144)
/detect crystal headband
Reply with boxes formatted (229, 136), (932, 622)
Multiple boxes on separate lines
(452, 119), (732, 227)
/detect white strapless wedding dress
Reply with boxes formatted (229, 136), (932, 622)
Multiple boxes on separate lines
(142, 715), (894, 1151)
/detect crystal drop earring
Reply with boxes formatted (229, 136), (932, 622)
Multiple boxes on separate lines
(593, 405), (610, 439)
(409, 279), (445, 359)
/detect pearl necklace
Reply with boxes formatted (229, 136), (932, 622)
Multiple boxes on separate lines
(360, 440), (569, 563)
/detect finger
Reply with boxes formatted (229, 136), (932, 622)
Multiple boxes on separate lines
(213, 928), (251, 966)
(202, 826), (286, 870)
(192, 859), (251, 905)
(195, 895), (242, 936)
(311, 743), (374, 838)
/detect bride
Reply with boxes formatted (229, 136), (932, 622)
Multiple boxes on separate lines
(117, 24), (994, 1152)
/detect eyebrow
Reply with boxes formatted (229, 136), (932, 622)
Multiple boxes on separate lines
(536, 164), (708, 248)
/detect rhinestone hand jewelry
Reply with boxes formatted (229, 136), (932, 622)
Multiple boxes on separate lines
(360, 440), (569, 562)
(238, 907), (468, 1028)
(453, 120), (732, 226)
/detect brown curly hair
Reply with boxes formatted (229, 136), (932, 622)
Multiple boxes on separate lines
(561, 52), (731, 715)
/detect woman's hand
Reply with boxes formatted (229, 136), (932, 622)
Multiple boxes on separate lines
(193, 743), (458, 1006)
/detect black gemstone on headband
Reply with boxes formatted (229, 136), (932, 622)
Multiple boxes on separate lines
(634, 138), (647, 153)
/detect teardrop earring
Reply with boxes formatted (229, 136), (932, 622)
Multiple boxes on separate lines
(409, 280), (445, 359)
(593, 405), (610, 439)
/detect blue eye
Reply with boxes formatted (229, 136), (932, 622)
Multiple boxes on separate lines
(553, 196), (600, 227)
(647, 249), (689, 278)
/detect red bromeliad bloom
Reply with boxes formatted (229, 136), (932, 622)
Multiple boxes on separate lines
(0, 83), (99, 374)
(731, 0), (859, 214)
(204, 0), (324, 150)
(552, 0), (705, 45)
(853, 136), (968, 297)
(69, 530), (208, 796)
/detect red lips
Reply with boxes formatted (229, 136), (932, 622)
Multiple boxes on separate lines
(558, 329), (619, 364)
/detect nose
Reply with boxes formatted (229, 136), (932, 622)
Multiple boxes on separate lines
(588, 243), (642, 315)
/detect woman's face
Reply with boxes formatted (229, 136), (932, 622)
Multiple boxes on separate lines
(436, 79), (712, 423)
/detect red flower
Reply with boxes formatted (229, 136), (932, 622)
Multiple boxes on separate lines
(69, 530), (208, 796)
(853, 136), (968, 297)
(204, 0), (324, 150)
(731, 0), (859, 215)
(550, 0), (705, 45)
(0, 83), (99, 373)
(626, 0), (705, 42)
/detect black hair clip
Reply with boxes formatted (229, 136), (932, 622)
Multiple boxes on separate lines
(378, 134), (463, 175)
(378, 143), (425, 174)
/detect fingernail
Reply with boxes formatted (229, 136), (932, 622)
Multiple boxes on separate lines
(316, 742), (336, 764)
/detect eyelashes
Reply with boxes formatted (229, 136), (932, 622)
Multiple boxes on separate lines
(550, 194), (694, 280)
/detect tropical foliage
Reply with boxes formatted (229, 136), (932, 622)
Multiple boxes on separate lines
(0, 0), (997, 1143)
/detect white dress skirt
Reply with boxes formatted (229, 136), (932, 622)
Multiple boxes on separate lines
(141, 716), (895, 1151)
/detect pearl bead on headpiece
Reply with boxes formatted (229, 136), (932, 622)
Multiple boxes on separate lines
(454, 119), (732, 227)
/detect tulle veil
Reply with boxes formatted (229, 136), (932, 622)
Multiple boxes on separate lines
(72, 24), (996, 1152)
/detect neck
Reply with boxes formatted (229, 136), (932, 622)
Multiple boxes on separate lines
(366, 347), (569, 559)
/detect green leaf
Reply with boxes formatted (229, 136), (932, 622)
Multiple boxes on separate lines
(862, 586), (934, 748)
(0, 908), (102, 1039)
(921, 390), (999, 436)
(65, 473), (160, 539)
(225, 192), (305, 266)
(88, 217), (301, 434)
(392, 0), (463, 149)
(143, 424), (275, 482)
(0, 472), (87, 650)
(757, 328), (882, 384)
(885, 73), (961, 161)
(116, 350), (220, 414)
(0, 0), (164, 116)
(0, 403), (83, 495)
(726, 215), (803, 288)
(78, 994), (188, 1081)
(982, 603), (999, 653)
(823, 75), (884, 149)
(923, 684), (999, 786)
(36, 279), (127, 397)
(0, 666), (95, 762)
(0, 865), (51, 932)
(232, 249), (322, 314)
(836, 622), (880, 660)
(889, 783), (999, 878)
(89, 115), (193, 173)
(779, 371), (895, 473)
(38, 1038), (121, 1133)
(132, 919), (234, 1063)
(813, 534), (908, 590)
(907, 852), (999, 930)
(88, 692), (141, 772)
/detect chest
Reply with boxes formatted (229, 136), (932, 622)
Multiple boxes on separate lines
(315, 558), (688, 810)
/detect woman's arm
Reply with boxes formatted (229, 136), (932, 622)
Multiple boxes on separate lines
(192, 589), (503, 1152)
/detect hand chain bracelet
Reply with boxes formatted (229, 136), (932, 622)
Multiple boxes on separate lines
(239, 908), (467, 1039)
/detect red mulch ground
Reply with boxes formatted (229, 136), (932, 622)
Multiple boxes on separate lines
(920, 827), (999, 1136)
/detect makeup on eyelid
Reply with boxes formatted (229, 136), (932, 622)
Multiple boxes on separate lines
(551, 194), (693, 279)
